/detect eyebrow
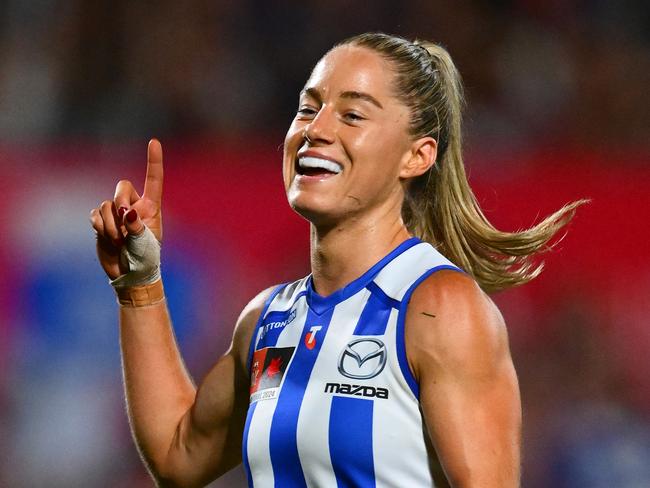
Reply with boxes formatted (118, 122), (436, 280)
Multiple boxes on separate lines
(340, 90), (384, 109)
(300, 87), (384, 110)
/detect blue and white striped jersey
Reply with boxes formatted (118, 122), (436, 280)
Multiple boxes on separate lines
(243, 238), (462, 487)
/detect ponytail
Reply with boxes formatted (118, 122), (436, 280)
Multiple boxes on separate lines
(340, 33), (587, 292)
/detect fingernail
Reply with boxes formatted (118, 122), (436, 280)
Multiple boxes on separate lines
(126, 208), (138, 223)
(118, 206), (127, 217)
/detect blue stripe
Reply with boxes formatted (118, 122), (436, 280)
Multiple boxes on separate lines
(242, 401), (258, 488)
(268, 305), (335, 487)
(246, 284), (289, 374)
(353, 284), (395, 336)
(329, 396), (375, 488)
(396, 265), (463, 398)
(366, 281), (400, 309)
(306, 237), (421, 314)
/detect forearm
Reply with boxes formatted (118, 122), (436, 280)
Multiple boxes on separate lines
(91, 141), (234, 485)
(119, 294), (197, 477)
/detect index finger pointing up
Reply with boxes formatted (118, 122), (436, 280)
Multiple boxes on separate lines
(143, 138), (163, 204)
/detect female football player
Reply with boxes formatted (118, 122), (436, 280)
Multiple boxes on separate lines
(90, 32), (582, 487)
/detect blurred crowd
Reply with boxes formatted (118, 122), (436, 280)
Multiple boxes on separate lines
(0, 1), (649, 487)
(0, 0), (648, 149)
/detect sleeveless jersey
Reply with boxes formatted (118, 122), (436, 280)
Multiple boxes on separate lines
(243, 238), (462, 487)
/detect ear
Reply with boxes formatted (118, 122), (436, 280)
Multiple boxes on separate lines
(399, 137), (437, 179)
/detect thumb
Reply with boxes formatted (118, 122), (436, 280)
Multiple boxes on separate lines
(123, 208), (145, 236)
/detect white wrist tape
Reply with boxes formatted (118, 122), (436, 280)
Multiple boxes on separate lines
(110, 225), (161, 289)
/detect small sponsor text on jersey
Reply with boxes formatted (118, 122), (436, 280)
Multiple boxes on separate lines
(324, 382), (389, 399)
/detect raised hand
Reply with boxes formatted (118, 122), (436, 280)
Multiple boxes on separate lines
(90, 139), (164, 280)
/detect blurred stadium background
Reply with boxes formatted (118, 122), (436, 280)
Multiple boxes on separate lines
(1, 1), (649, 487)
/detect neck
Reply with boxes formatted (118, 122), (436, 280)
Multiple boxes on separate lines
(309, 206), (411, 297)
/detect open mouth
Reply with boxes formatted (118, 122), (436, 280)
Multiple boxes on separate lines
(296, 156), (343, 177)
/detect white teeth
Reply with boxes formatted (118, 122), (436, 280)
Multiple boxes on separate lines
(298, 156), (342, 174)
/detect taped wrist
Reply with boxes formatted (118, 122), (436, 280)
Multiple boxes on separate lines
(110, 224), (161, 289)
(115, 279), (165, 307)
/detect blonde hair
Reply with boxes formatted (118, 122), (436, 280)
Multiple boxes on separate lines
(340, 33), (587, 292)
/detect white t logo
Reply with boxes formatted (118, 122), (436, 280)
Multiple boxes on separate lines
(305, 326), (323, 350)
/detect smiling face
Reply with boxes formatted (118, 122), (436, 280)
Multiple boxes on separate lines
(283, 45), (431, 227)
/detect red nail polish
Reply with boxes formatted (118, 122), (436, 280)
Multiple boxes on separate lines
(118, 206), (127, 217)
(126, 209), (138, 223)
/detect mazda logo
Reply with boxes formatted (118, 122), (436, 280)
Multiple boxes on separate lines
(338, 338), (387, 380)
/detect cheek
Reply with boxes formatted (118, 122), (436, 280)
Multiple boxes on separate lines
(285, 118), (301, 143)
(282, 122), (303, 184)
(285, 120), (307, 154)
(282, 155), (295, 192)
(350, 130), (405, 177)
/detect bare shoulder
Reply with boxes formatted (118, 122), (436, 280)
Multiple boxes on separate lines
(408, 269), (503, 326)
(405, 270), (509, 382)
(230, 285), (278, 372)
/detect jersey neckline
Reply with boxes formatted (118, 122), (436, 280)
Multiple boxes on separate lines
(305, 237), (421, 315)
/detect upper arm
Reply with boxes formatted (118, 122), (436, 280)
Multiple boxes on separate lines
(164, 286), (276, 486)
(191, 285), (275, 431)
(405, 271), (521, 488)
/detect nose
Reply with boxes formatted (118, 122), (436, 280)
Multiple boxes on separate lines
(303, 106), (336, 144)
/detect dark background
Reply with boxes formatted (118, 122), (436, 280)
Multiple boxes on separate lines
(1, 1), (648, 486)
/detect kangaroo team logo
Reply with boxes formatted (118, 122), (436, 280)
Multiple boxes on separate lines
(338, 338), (387, 380)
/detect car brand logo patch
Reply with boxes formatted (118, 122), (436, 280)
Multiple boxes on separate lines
(338, 338), (387, 380)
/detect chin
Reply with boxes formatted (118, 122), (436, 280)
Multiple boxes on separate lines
(287, 192), (342, 226)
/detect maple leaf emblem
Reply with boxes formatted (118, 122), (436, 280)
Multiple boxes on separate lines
(266, 356), (283, 378)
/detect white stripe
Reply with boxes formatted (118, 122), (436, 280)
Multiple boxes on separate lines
(264, 279), (308, 315)
(246, 401), (275, 487)
(296, 397), (335, 488)
(274, 298), (308, 348)
(373, 310), (435, 487)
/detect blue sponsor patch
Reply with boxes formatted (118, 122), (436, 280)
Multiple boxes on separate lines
(257, 309), (297, 348)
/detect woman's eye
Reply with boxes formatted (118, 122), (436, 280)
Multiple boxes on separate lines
(344, 112), (364, 122)
(297, 107), (317, 117)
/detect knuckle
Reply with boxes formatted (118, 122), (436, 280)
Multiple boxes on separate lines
(114, 180), (135, 201)
(89, 216), (102, 230)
